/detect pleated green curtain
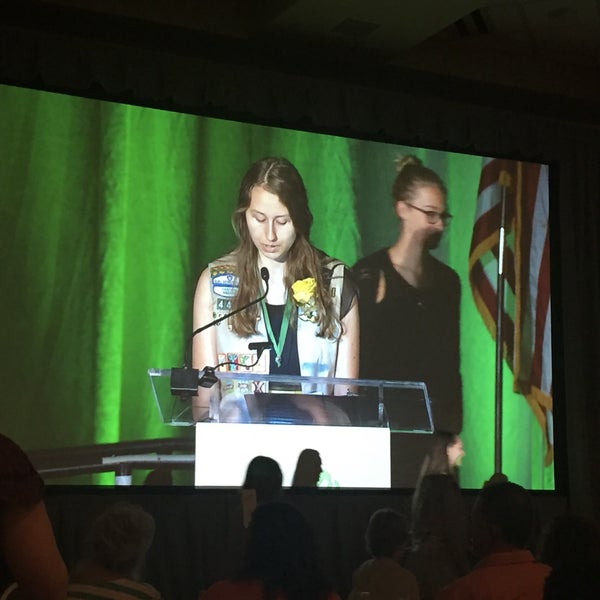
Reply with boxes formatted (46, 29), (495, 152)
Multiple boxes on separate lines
(0, 83), (553, 489)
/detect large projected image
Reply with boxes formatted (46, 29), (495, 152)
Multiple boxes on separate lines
(0, 83), (554, 490)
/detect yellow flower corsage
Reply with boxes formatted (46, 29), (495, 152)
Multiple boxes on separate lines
(291, 277), (319, 322)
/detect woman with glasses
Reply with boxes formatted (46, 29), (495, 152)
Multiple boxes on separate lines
(353, 155), (462, 436)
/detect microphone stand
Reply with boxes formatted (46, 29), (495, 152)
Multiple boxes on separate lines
(170, 268), (270, 396)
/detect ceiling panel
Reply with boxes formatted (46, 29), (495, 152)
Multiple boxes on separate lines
(25, 0), (600, 100)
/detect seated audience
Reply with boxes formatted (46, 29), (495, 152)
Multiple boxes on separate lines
(67, 502), (161, 600)
(0, 432), (68, 600)
(201, 501), (341, 600)
(436, 481), (550, 600)
(404, 432), (469, 599)
(291, 449), (323, 488)
(347, 508), (419, 600)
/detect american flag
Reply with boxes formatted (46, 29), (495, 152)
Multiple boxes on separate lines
(469, 157), (553, 465)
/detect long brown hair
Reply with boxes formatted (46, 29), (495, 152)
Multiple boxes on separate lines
(229, 157), (340, 339)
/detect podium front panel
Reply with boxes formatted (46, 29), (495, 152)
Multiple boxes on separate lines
(194, 423), (391, 488)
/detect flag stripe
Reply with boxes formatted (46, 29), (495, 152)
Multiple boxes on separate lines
(469, 260), (516, 364)
(469, 157), (553, 464)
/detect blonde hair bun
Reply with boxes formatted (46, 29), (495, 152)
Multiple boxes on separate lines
(395, 155), (423, 173)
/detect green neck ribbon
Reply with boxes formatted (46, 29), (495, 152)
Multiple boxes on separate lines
(261, 298), (293, 367)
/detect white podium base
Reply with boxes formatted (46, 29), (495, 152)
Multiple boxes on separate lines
(194, 423), (391, 488)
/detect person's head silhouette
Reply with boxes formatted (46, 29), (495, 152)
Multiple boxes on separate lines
(291, 448), (322, 487)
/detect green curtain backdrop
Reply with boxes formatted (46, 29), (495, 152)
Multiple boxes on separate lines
(0, 84), (553, 489)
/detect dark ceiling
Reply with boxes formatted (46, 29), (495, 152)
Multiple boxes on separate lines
(34, 0), (600, 102)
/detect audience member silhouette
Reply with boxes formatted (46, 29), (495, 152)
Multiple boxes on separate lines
(540, 511), (600, 569)
(291, 449), (322, 487)
(201, 501), (341, 600)
(542, 560), (600, 600)
(347, 508), (420, 600)
(0, 432), (68, 600)
(404, 432), (468, 599)
(482, 472), (509, 487)
(436, 481), (551, 599)
(143, 467), (173, 486)
(67, 502), (161, 599)
(540, 511), (600, 600)
(240, 455), (284, 535)
(223, 455), (285, 579)
(242, 456), (284, 506)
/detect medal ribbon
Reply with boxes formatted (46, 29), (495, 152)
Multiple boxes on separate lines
(261, 297), (293, 367)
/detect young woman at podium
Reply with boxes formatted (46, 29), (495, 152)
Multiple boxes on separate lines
(191, 157), (359, 423)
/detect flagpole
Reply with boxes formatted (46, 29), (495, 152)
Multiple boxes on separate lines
(494, 172), (511, 474)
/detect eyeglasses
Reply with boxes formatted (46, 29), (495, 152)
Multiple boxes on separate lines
(405, 202), (452, 225)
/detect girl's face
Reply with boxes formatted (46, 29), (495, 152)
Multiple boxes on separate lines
(397, 184), (447, 249)
(245, 185), (297, 263)
(447, 436), (465, 468)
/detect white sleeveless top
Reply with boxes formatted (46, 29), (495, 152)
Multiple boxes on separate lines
(207, 252), (346, 419)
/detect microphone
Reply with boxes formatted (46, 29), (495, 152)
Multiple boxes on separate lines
(248, 341), (273, 356)
(170, 268), (270, 396)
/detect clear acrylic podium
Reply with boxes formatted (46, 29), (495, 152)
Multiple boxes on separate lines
(148, 369), (433, 488)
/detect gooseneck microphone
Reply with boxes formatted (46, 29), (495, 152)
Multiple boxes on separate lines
(170, 267), (271, 396)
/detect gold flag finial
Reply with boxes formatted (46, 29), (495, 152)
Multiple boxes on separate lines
(498, 170), (512, 188)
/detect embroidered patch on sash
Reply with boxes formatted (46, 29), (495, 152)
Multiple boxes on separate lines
(216, 298), (231, 312)
(211, 265), (239, 299)
(217, 352), (258, 371)
(216, 353), (269, 393)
